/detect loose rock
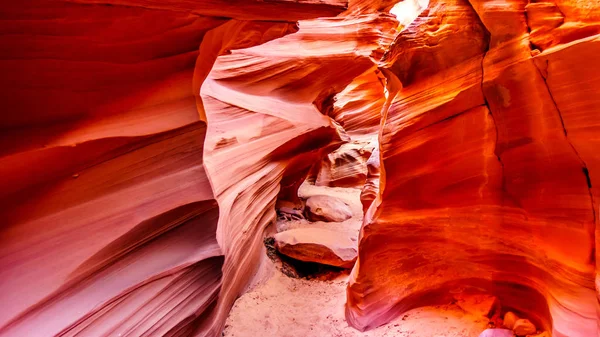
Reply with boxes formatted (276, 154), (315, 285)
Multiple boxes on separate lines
(503, 311), (518, 329)
(311, 142), (373, 188)
(273, 228), (357, 268)
(513, 318), (536, 336)
(305, 195), (352, 222)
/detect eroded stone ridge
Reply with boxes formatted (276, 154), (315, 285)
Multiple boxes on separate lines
(346, 1), (600, 337)
(0, 1), (347, 336)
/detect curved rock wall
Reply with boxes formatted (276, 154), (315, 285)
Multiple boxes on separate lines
(199, 10), (403, 334)
(0, 1), (346, 336)
(360, 144), (381, 213)
(347, 1), (600, 336)
(331, 69), (386, 138)
(2, 0), (598, 336)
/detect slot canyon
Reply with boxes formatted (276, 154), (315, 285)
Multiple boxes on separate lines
(0, 0), (598, 336)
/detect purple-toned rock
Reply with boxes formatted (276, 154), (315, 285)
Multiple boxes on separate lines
(478, 329), (514, 337)
(273, 228), (357, 268)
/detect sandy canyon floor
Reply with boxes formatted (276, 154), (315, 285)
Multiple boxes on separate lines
(224, 184), (489, 337)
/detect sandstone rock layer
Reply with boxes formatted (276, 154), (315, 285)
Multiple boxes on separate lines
(1, 0), (598, 337)
(347, 1), (600, 337)
(0, 1), (347, 336)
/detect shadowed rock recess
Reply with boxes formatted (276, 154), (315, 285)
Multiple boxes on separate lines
(0, 0), (598, 336)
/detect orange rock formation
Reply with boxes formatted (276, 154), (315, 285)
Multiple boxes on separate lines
(347, 1), (600, 337)
(0, 0), (598, 336)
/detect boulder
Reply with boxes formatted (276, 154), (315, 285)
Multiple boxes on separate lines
(503, 311), (518, 329)
(273, 228), (357, 268)
(305, 195), (353, 222)
(478, 329), (514, 337)
(513, 319), (536, 336)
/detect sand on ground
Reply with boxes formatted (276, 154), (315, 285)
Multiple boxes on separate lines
(224, 183), (488, 337)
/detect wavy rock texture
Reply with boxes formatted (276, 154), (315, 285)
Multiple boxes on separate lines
(360, 144), (381, 213)
(2, 0), (598, 336)
(309, 141), (375, 188)
(308, 48), (387, 190)
(347, 1), (600, 337)
(304, 1), (430, 191)
(331, 70), (386, 139)
(0, 1), (346, 336)
(199, 9), (403, 335)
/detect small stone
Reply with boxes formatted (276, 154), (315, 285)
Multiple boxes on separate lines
(513, 319), (536, 336)
(304, 195), (352, 222)
(478, 328), (514, 337)
(503, 311), (518, 329)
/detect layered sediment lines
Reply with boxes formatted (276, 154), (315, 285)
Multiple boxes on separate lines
(0, 1), (346, 336)
(310, 142), (375, 188)
(347, 1), (600, 337)
(2, 0), (598, 336)
(200, 10), (401, 335)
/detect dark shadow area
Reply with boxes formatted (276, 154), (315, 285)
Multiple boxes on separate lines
(264, 237), (349, 280)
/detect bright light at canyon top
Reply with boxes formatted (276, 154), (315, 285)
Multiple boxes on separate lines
(389, 0), (429, 30)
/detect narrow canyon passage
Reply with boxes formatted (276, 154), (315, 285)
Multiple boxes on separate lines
(0, 0), (598, 337)
(224, 182), (490, 337)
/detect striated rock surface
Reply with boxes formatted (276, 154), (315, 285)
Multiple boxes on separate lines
(310, 141), (375, 188)
(0, 1), (348, 336)
(331, 69), (386, 139)
(273, 228), (358, 268)
(453, 293), (497, 318)
(347, 1), (600, 337)
(361, 143), (381, 213)
(2, 0), (599, 336)
(199, 3), (403, 335)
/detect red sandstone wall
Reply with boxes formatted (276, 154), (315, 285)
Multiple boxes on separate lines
(0, 1), (345, 336)
(1, 1), (598, 336)
(347, 1), (600, 336)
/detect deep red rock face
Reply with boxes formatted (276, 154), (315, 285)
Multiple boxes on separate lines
(347, 1), (600, 336)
